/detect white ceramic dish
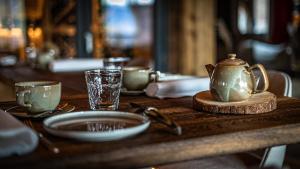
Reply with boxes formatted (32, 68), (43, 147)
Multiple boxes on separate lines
(43, 111), (150, 141)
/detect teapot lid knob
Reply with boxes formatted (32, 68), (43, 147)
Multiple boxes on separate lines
(228, 53), (236, 59)
(218, 53), (246, 66)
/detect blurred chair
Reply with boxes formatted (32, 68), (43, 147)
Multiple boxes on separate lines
(259, 70), (292, 169)
(265, 70), (292, 98)
(154, 70), (292, 169)
(237, 39), (290, 71)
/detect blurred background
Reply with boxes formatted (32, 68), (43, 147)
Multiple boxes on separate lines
(0, 0), (299, 94)
(1, 0), (300, 167)
(0, 0), (154, 66)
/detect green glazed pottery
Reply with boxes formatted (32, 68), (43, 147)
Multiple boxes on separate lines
(15, 81), (61, 113)
(122, 66), (159, 91)
(205, 54), (269, 102)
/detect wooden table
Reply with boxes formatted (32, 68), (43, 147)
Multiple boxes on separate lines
(1, 67), (300, 169)
(0, 66), (88, 99)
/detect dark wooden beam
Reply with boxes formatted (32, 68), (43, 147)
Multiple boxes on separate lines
(76, 0), (92, 58)
(154, 0), (169, 72)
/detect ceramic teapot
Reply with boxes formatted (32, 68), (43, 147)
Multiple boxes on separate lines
(205, 53), (269, 102)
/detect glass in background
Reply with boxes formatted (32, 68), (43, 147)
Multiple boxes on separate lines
(103, 56), (130, 68)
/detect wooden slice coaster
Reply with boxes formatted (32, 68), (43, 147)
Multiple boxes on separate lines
(193, 90), (277, 114)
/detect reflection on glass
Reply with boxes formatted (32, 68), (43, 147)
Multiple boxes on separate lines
(27, 24), (43, 48)
(87, 121), (126, 132)
(101, 0), (154, 64)
(253, 0), (269, 34)
(238, 0), (270, 35)
(238, 2), (251, 34)
(104, 3), (138, 48)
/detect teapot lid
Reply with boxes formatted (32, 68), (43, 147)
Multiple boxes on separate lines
(218, 54), (246, 66)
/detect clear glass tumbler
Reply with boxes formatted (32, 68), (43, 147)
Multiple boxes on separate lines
(103, 57), (130, 69)
(85, 68), (122, 111)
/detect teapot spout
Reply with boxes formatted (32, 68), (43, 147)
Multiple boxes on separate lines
(205, 64), (215, 78)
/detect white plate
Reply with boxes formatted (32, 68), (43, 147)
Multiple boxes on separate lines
(43, 111), (150, 141)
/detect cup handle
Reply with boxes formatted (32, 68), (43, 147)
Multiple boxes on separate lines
(17, 90), (32, 108)
(249, 64), (269, 93)
(149, 71), (160, 82)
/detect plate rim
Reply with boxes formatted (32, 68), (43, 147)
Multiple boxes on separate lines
(43, 111), (150, 141)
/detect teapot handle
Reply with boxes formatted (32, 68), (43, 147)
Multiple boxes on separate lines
(249, 64), (269, 93)
(149, 71), (160, 82)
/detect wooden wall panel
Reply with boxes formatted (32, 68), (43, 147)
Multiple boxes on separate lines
(181, 0), (195, 74)
(91, 0), (104, 58)
(168, 0), (216, 76)
(168, 0), (181, 73)
(195, 0), (216, 76)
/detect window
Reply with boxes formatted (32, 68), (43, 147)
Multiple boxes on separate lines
(101, 0), (154, 62)
(0, 0), (26, 60)
(253, 0), (270, 34)
(237, 0), (270, 35)
(0, 0), (155, 64)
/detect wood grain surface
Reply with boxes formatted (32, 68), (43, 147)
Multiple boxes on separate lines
(193, 91), (277, 114)
(1, 96), (300, 169)
(1, 67), (300, 169)
(0, 66), (88, 99)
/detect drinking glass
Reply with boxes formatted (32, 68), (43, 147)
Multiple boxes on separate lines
(85, 68), (122, 111)
(103, 57), (130, 68)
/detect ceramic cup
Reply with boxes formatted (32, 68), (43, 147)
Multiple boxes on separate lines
(15, 81), (61, 113)
(122, 66), (159, 91)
